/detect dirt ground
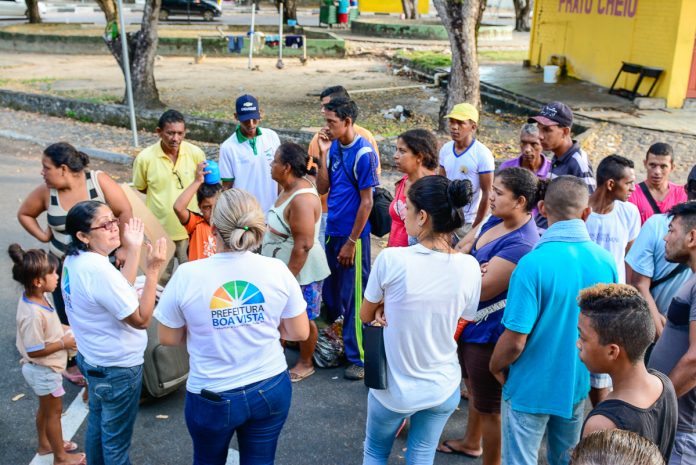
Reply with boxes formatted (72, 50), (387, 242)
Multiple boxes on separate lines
(1, 51), (695, 183)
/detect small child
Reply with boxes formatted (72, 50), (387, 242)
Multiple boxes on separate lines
(577, 283), (678, 463)
(173, 161), (222, 261)
(9, 244), (85, 465)
(337, 0), (349, 28)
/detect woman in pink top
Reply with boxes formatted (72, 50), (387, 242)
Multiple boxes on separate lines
(387, 129), (439, 247)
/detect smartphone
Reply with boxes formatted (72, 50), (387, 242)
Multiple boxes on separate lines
(200, 389), (222, 402)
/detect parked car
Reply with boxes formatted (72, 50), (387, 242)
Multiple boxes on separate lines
(159, 0), (222, 21)
(0, 0), (47, 17)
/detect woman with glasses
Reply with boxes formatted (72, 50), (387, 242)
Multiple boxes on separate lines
(261, 142), (330, 382)
(17, 142), (133, 386)
(62, 200), (167, 465)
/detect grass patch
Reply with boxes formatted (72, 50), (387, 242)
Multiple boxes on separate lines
(396, 50), (451, 71)
(396, 49), (527, 72)
(53, 90), (121, 105)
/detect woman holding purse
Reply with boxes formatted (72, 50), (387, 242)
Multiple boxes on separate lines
(359, 176), (482, 465)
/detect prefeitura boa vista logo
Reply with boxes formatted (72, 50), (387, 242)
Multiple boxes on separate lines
(209, 280), (266, 328)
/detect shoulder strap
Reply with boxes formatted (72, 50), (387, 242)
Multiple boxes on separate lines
(639, 182), (662, 214)
(336, 145), (359, 191)
(650, 263), (690, 289)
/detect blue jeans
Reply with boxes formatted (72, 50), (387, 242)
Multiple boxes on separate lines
(185, 371), (292, 465)
(76, 353), (143, 465)
(502, 398), (584, 465)
(363, 388), (460, 465)
(670, 431), (696, 465)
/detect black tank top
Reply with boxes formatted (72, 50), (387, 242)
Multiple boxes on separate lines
(582, 369), (678, 462)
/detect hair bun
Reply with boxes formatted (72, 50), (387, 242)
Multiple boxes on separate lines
(7, 243), (25, 265)
(447, 179), (474, 209)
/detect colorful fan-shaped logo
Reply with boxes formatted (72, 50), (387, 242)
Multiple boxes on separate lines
(62, 267), (70, 295)
(209, 281), (266, 329)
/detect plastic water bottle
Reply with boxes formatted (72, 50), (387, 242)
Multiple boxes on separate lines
(204, 160), (221, 185)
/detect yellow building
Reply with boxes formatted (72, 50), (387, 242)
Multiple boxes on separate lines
(529, 0), (696, 108)
(359, 0), (429, 15)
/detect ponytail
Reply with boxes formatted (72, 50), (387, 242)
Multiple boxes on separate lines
(7, 244), (59, 291)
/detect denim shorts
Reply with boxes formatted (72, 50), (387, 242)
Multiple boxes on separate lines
(590, 372), (612, 389)
(22, 363), (65, 397)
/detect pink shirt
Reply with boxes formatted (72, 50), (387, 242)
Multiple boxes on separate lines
(388, 176), (409, 247)
(628, 182), (687, 225)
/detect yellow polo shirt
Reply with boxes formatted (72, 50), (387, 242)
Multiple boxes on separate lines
(132, 140), (206, 241)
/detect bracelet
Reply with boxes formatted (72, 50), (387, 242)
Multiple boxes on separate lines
(347, 236), (357, 244)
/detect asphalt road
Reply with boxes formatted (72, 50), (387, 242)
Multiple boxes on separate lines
(0, 137), (477, 465)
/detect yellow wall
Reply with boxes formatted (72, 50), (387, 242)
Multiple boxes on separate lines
(529, 0), (696, 107)
(359, 0), (429, 15)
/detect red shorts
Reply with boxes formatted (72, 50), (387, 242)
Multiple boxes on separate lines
(338, 13), (348, 23)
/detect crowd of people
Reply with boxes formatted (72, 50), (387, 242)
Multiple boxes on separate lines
(9, 85), (696, 465)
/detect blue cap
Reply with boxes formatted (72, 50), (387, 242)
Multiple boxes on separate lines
(203, 160), (221, 184)
(235, 94), (261, 122)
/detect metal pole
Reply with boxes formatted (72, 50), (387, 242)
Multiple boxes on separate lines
(276, 1), (284, 69)
(116, 0), (139, 147)
(247, 4), (256, 70)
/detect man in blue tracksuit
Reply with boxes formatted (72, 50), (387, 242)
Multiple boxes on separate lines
(315, 97), (379, 380)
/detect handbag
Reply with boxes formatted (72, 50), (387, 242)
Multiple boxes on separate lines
(336, 146), (393, 238)
(363, 325), (388, 390)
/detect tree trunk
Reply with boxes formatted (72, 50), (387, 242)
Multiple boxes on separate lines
(512, 0), (531, 31)
(101, 0), (163, 109)
(276, 0), (297, 22)
(95, 0), (118, 22)
(24, 0), (41, 23)
(433, 0), (481, 132)
(401, 0), (416, 19)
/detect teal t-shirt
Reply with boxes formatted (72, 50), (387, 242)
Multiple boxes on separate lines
(502, 238), (618, 418)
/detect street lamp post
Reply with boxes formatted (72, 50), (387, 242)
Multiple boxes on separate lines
(116, 0), (139, 147)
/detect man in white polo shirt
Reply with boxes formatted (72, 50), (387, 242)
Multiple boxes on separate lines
(219, 94), (281, 212)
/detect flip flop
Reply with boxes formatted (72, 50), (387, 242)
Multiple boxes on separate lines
(62, 369), (87, 387)
(37, 440), (79, 456)
(289, 368), (315, 383)
(436, 440), (482, 458)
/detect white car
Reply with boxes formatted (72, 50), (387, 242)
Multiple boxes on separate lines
(0, 0), (47, 17)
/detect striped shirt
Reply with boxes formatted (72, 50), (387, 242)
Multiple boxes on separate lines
(47, 170), (106, 258)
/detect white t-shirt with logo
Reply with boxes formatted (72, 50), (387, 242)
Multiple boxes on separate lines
(364, 244), (481, 413)
(219, 128), (281, 213)
(62, 252), (145, 367)
(439, 139), (495, 224)
(154, 251), (306, 394)
(586, 200), (641, 283)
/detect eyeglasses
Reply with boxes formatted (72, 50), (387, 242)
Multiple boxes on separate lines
(91, 218), (119, 232)
(173, 170), (184, 189)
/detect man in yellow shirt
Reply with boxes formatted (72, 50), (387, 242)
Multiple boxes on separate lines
(132, 109), (206, 282)
(308, 86), (381, 248)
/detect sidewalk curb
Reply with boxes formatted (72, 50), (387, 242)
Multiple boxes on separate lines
(0, 129), (133, 165)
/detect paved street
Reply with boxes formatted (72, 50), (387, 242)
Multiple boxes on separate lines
(0, 136), (476, 465)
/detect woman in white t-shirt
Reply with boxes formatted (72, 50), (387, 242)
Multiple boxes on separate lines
(155, 188), (309, 465)
(360, 175), (482, 465)
(62, 200), (167, 465)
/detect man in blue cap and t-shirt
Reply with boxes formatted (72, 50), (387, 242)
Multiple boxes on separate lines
(219, 94), (281, 212)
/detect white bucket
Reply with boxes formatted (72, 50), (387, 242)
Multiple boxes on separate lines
(543, 65), (560, 84)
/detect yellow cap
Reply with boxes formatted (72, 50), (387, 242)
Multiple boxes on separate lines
(444, 103), (479, 123)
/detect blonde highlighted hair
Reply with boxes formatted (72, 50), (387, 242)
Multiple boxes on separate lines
(212, 189), (265, 252)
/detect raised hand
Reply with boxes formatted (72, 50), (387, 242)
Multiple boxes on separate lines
(121, 218), (145, 251)
(145, 237), (168, 273)
(317, 129), (333, 155)
(195, 161), (210, 184)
